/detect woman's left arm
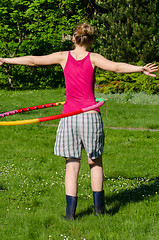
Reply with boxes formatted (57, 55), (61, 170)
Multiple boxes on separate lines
(0, 52), (66, 67)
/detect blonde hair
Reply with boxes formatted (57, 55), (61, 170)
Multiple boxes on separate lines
(73, 23), (94, 46)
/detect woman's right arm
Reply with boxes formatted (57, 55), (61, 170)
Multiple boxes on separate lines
(0, 52), (67, 67)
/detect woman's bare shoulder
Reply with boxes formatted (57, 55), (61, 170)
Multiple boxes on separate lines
(51, 51), (68, 59)
(90, 52), (106, 67)
(90, 52), (105, 60)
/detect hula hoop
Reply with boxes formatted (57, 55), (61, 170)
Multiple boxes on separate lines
(0, 101), (65, 118)
(0, 98), (105, 126)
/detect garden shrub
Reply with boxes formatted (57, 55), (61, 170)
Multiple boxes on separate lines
(96, 62), (159, 94)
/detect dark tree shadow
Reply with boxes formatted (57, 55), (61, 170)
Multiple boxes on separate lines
(0, 182), (8, 191)
(104, 177), (159, 215)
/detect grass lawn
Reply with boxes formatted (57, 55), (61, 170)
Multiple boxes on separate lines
(0, 89), (159, 240)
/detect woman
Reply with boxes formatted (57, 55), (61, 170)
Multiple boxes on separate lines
(0, 23), (158, 220)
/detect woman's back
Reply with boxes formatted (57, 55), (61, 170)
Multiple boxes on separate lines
(63, 50), (99, 114)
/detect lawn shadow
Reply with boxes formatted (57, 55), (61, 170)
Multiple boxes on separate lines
(0, 182), (8, 191)
(76, 206), (94, 219)
(104, 177), (159, 215)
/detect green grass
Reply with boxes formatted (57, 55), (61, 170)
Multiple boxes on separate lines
(0, 89), (159, 240)
(98, 92), (159, 129)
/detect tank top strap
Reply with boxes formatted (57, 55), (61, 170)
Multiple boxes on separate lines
(68, 51), (91, 61)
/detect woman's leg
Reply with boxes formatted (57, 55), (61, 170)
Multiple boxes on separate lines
(65, 158), (81, 196)
(88, 156), (105, 215)
(64, 158), (80, 219)
(88, 155), (103, 191)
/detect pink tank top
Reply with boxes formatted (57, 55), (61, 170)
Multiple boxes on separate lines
(63, 51), (99, 113)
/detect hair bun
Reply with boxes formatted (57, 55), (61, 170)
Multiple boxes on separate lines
(74, 23), (94, 46)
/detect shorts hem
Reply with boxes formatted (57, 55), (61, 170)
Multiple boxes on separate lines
(54, 153), (81, 160)
(87, 152), (103, 160)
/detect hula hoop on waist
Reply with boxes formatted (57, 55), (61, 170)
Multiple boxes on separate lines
(0, 98), (106, 126)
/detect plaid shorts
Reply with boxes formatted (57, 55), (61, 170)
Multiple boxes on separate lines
(54, 113), (105, 159)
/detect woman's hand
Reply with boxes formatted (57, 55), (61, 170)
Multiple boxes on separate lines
(0, 58), (5, 66)
(142, 63), (158, 77)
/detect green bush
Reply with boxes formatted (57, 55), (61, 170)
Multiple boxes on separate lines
(0, 65), (64, 90)
(96, 62), (159, 94)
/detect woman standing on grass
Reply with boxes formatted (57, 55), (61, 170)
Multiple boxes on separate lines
(0, 23), (158, 220)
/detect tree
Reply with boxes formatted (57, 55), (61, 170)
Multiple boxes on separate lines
(94, 0), (159, 63)
(0, 0), (159, 90)
(0, 0), (90, 89)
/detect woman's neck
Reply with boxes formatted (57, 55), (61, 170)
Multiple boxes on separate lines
(71, 45), (88, 60)
(73, 44), (87, 52)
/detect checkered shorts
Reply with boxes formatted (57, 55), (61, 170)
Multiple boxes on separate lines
(54, 113), (105, 159)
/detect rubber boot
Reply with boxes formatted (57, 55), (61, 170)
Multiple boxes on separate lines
(65, 195), (78, 220)
(93, 190), (105, 215)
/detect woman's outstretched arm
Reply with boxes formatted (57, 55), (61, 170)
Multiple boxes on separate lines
(0, 52), (67, 67)
(91, 53), (158, 77)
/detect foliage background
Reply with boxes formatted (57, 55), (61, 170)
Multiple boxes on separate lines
(0, 0), (159, 92)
